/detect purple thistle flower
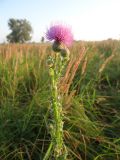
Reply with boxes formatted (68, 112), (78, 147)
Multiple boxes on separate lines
(46, 24), (73, 47)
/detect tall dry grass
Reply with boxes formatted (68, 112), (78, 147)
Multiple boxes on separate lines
(0, 40), (120, 159)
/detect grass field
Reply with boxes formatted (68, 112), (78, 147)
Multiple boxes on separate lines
(0, 40), (120, 160)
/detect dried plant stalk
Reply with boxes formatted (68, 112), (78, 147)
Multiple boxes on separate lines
(99, 54), (114, 73)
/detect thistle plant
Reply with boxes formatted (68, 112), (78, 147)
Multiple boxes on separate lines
(44, 24), (73, 160)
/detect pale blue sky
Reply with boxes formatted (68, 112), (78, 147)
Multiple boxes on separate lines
(0, 0), (120, 42)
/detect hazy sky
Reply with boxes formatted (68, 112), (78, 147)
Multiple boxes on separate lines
(0, 0), (120, 42)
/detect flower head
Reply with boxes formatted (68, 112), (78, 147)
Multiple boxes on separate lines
(46, 23), (73, 47)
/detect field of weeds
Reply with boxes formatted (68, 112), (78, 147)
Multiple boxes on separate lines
(0, 40), (120, 160)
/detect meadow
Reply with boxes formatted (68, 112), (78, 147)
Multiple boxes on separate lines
(0, 40), (120, 160)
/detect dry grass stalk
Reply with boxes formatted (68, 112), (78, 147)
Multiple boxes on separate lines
(66, 47), (85, 91)
(58, 46), (86, 94)
(81, 56), (88, 75)
(64, 90), (76, 110)
(98, 53), (115, 73)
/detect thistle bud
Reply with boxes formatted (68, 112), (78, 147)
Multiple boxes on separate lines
(60, 48), (70, 60)
(52, 41), (62, 52)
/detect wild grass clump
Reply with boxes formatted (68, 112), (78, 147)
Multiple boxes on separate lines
(0, 40), (120, 159)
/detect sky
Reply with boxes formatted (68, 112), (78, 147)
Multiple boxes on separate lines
(0, 0), (120, 42)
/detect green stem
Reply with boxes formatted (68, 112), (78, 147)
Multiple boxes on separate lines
(43, 142), (53, 160)
(51, 67), (63, 157)
(45, 54), (68, 160)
